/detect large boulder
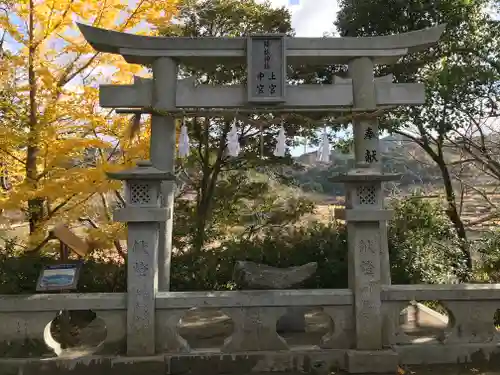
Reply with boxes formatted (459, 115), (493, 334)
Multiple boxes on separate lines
(233, 261), (318, 333)
(233, 261), (317, 289)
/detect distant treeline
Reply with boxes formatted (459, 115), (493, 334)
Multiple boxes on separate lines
(293, 155), (443, 195)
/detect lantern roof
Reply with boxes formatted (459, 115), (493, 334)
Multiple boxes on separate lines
(106, 160), (176, 181)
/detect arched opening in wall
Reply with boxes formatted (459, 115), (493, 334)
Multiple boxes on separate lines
(44, 310), (107, 356)
(276, 307), (333, 347)
(178, 308), (234, 350)
(399, 301), (451, 343)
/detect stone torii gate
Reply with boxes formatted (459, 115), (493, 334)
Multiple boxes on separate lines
(78, 23), (445, 353)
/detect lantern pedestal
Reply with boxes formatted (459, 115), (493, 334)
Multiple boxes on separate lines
(331, 168), (399, 350)
(107, 160), (175, 356)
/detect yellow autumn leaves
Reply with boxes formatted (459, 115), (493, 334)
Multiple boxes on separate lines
(0, 0), (180, 250)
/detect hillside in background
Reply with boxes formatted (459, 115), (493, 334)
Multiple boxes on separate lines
(291, 134), (488, 197)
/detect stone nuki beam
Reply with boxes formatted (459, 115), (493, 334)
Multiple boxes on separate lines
(99, 76), (425, 111)
(78, 23), (445, 65)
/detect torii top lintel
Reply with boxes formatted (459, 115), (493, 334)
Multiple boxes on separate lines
(77, 23), (445, 66)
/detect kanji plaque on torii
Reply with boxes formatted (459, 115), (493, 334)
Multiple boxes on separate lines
(247, 35), (286, 104)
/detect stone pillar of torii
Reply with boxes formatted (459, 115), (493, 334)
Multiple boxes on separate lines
(78, 23), (444, 351)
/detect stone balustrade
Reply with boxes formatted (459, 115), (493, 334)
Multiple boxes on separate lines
(0, 293), (126, 356)
(382, 284), (500, 345)
(155, 289), (354, 353)
(1, 284), (500, 366)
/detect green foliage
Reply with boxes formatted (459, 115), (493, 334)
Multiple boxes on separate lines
(169, 196), (470, 291)
(157, 0), (305, 253)
(0, 249), (125, 294)
(170, 222), (348, 291)
(388, 195), (468, 284)
(335, 0), (500, 276)
(0, 194), (474, 293)
(293, 163), (348, 196)
(173, 169), (315, 252)
(0, 239), (46, 294)
(292, 152), (442, 197)
(473, 230), (500, 282)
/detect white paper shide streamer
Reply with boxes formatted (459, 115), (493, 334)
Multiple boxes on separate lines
(178, 121), (190, 158)
(317, 129), (330, 163)
(226, 121), (241, 157)
(273, 125), (286, 157)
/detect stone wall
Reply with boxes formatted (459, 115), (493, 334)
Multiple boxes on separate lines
(0, 294), (126, 358)
(1, 284), (500, 373)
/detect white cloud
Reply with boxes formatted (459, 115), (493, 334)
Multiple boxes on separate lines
(255, 0), (340, 156)
(260, 0), (339, 37)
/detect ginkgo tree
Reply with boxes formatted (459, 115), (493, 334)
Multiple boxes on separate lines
(0, 0), (179, 251)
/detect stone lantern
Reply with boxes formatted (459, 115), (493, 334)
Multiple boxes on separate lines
(331, 165), (399, 287)
(107, 160), (176, 356)
(330, 165), (400, 370)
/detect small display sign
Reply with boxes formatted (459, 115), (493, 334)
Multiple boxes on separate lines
(36, 263), (81, 292)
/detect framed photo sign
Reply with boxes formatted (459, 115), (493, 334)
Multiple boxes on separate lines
(36, 263), (82, 292)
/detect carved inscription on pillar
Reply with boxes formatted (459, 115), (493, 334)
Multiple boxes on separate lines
(359, 239), (376, 254)
(354, 122), (382, 164)
(133, 261), (149, 276)
(359, 124), (380, 166)
(247, 35), (286, 103)
(353, 223), (382, 349)
(127, 224), (157, 355)
(360, 260), (375, 276)
(132, 239), (149, 255)
(133, 288), (152, 329)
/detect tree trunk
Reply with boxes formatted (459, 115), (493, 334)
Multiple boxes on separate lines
(437, 161), (472, 280)
(400, 128), (473, 280)
(26, 0), (44, 234)
(423, 139), (472, 279)
(193, 119), (230, 253)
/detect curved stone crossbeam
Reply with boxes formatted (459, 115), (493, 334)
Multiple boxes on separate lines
(77, 23), (446, 65)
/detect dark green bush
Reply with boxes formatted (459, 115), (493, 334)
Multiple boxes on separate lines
(0, 195), (468, 294)
(170, 221), (348, 291)
(170, 195), (466, 291)
(388, 195), (466, 284)
(474, 229), (500, 282)
(0, 240), (126, 294)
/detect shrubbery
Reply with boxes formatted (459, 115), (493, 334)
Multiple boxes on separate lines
(388, 196), (468, 284)
(472, 230), (500, 282)
(170, 222), (348, 291)
(0, 240), (125, 294)
(0, 194), (479, 294)
(170, 195), (472, 291)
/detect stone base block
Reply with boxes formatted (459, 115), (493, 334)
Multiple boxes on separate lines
(345, 349), (399, 374)
(0, 350), (346, 375)
(395, 343), (500, 365)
